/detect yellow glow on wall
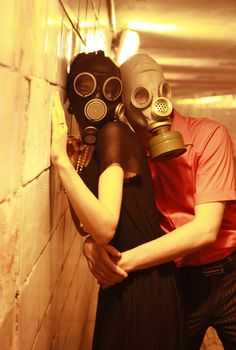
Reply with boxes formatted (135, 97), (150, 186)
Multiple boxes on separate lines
(128, 21), (178, 33)
(177, 95), (236, 107)
(82, 28), (106, 53)
(75, 18), (109, 54)
(127, 20), (232, 41)
(79, 19), (108, 29)
(66, 30), (73, 62)
(116, 30), (140, 65)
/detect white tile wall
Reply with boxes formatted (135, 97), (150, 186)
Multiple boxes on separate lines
(0, 68), (27, 202)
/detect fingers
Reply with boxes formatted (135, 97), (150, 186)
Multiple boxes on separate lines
(51, 105), (56, 126)
(101, 283), (114, 290)
(51, 93), (69, 164)
(87, 256), (126, 285)
(103, 245), (128, 279)
(101, 250), (128, 278)
(52, 91), (67, 126)
(83, 236), (128, 285)
(67, 137), (81, 156)
(104, 244), (122, 259)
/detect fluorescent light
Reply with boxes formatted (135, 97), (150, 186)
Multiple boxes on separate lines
(116, 30), (140, 65)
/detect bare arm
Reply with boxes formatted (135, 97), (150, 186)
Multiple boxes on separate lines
(83, 201), (225, 284)
(118, 201), (225, 272)
(51, 94), (124, 245)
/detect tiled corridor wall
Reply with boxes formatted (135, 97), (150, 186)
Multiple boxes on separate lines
(0, 0), (111, 349)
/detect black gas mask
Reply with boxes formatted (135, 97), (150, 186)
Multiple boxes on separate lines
(67, 51), (124, 145)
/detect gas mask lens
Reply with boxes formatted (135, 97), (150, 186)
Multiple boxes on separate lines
(74, 73), (122, 101)
(74, 72), (96, 97)
(131, 87), (152, 108)
(103, 77), (122, 101)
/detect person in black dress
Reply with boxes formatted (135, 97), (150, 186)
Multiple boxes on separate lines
(51, 51), (186, 350)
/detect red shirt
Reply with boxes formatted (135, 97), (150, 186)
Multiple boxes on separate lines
(149, 110), (236, 266)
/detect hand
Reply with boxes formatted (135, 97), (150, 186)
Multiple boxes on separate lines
(83, 236), (128, 285)
(51, 92), (69, 166)
(67, 136), (82, 168)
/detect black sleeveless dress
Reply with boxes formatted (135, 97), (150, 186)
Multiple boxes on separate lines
(80, 121), (186, 350)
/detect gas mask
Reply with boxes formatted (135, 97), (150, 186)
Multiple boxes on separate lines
(67, 51), (124, 145)
(120, 54), (186, 161)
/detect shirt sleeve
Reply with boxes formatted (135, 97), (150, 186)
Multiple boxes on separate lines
(95, 121), (140, 177)
(194, 124), (236, 204)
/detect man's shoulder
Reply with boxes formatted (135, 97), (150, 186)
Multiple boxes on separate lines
(174, 110), (230, 151)
(184, 115), (227, 140)
(174, 109), (226, 135)
(187, 115), (224, 130)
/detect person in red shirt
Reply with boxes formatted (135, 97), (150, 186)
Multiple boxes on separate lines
(83, 54), (236, 350)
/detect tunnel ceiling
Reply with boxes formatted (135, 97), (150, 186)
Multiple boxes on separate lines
(113, 0), (236, 98)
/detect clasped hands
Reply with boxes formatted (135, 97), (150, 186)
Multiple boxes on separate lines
(83, 236), (128, 288)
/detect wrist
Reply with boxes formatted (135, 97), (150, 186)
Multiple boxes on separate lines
(53, 155), (72, 169)
(118, 250), (133, 273)
(83, 236), (93, 258)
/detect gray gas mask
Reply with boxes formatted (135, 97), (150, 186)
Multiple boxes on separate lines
(120, 54), (186, 161)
